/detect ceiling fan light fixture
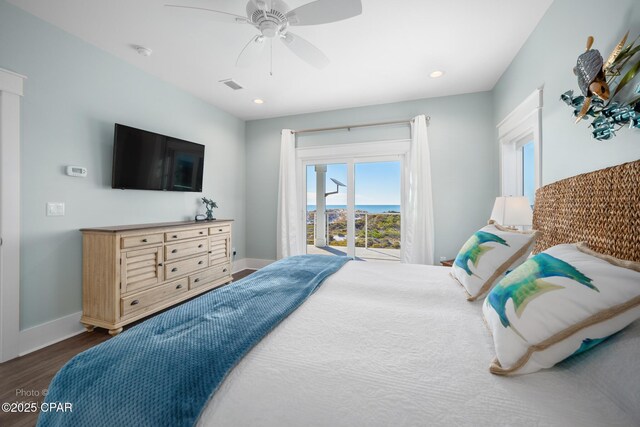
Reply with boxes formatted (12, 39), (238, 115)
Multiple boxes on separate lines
(429, 70), (445, 78)
(260, 21), (279, 38)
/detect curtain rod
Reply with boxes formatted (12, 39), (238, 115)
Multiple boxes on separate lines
(291, 115), (430, 135)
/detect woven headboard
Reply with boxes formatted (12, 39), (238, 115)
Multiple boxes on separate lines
(532, 159), (640, 262)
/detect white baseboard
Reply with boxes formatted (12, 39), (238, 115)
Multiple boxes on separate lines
(233, 258), (274, 272)
(15, 258), (276, 358)
(18, 311), (84, 356)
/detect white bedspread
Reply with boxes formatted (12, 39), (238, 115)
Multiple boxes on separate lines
(199, 261), (638, 426)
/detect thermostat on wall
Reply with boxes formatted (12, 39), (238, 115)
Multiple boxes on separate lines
(66, 166), (87, 177)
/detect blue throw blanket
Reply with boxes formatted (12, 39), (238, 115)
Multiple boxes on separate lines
(37, 255), (350, 427)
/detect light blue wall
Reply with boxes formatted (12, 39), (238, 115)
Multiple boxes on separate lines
(493, 0), (640, 184)
(0, 0), (246, 330)
(246, 92), (498, 262)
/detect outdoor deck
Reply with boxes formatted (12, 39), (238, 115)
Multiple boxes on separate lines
(306, 245), (401, 262)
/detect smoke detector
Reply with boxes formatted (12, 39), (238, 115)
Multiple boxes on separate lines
(133, 45), (153, 57)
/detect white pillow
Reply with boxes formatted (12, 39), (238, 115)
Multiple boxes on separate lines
(451, 222), (538, 300)
(483, 243), (640, 375)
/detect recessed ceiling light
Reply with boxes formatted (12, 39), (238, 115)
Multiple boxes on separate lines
(429, 70), (444, 78)
(253, 98), (265, 104)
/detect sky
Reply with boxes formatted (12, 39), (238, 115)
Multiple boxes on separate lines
(306, 161), (401, 206)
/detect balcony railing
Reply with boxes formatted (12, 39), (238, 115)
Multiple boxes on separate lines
(306, 211), (401, 250)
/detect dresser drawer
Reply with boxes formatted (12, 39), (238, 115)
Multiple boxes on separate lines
(165, 254), (208, 280)
(165, 228), (208, 242)
(165, 238), (208, 261)
(121, 278), (188, 318)
(189, 263), (231, 290)
(209, 224), (231, 236)
(121, 233), (164, 249)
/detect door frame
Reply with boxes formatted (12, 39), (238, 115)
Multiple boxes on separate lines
(0, 68), (26, 362)
(296, 139), (410, 257)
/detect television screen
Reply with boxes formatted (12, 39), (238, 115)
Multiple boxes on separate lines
(112, 124), (204, 192)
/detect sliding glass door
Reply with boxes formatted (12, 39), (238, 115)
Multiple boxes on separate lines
(306, 163), (350, 257)
(305, 159), (401, 261)
(355, 161), (401, 261)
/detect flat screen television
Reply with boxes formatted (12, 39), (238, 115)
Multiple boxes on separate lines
(112, 124), (205, 192)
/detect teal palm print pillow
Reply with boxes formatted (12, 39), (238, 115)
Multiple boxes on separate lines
(483, 243), (640, 375)
(450, 223), (539, 301)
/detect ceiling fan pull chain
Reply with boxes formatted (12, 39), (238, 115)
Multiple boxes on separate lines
(270, 39), (274, 76)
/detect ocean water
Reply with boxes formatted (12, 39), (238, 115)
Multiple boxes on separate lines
(307, 205), (400, 213)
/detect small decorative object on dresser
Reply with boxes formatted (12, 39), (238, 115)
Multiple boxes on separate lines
(440, 259), (454, 267)
(201, 197), (218, 220)
(80, 220), (233, 335)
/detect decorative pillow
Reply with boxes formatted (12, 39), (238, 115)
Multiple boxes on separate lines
(451, 222), (539, 301)
(483, 243), (640, 376)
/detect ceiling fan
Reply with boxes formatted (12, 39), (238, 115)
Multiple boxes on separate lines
(166, 0), (362, 69)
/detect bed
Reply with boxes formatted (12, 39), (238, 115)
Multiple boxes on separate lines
(200, 261), (640, 426)
(39, 160), (640, 426)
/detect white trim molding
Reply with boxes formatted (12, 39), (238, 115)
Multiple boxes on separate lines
(0, 67), (26, 362)
(233, 257), (274, 273)
(239, 258), (274, 270)
(19, 312), (84, 356)
(497, 88), (543, 197)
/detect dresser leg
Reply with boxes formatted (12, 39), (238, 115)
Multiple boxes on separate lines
(82, 323), (95, 332)
(108, 327), (123, 336)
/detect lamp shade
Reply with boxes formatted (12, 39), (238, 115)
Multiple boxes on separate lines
(490, 196), (533, 226)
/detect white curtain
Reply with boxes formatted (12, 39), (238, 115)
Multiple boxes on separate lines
(276, 129), (302, 259)
(401, 115), (435, 264)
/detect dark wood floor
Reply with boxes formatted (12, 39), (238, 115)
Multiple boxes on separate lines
(0, 269), (255, 427)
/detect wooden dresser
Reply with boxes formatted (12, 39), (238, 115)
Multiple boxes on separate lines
(80, 220), (233, 335)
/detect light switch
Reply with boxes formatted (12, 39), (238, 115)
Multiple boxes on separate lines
(46, 202), (65, 216)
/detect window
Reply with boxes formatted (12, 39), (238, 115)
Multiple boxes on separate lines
(498, 89), (542, 204)
(521, 140), (535, 206)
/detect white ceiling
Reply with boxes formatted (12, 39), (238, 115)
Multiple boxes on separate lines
(8, 0), (553, 120)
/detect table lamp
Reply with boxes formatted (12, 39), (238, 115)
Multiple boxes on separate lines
(490, 196), (533, 227)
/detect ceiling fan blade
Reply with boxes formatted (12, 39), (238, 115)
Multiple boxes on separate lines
(286, 0), (362, 26)
(164, 4), (248, 24)
(236, 35), (267, 67)
(281, 32), (329, 69)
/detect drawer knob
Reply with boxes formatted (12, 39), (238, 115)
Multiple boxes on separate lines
(223, 268), (228, 272)
(131, 300), (139, 306)
(198, 261), (204, 265)
(218, 229), (223, 232)
(208, 251), (212, 254)
(194, 278), (200, 283)
(171, 267), (178, 272)
(158, 263), (163, 267)
(199, 231), (204, 235)
(171, 249), (178, 253)
(176, 284), (183, 289)
(142, 238), (148, 243)
(172, 235), (178, 239)
(198, 244), (203, 248)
